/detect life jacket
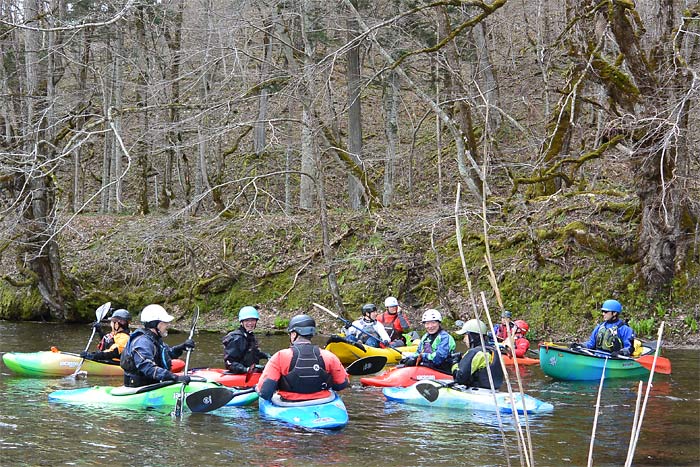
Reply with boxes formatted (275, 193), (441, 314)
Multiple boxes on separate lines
(356, 319), (381, 343)
(120, 328), (172, 386)
(97, 332), (115, 351)
(454, 345), (503, 389)
(495, 322), (516, 341)
(595, 323), (623, 352)
(222, 327), (260, 368)
(278, 344), (331, 394)
(377, 313), (404, 342)
(418, 330), (457, 371)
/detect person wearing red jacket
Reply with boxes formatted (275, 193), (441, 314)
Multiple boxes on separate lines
(506, 320), (531, 358)
(257, 314), (348, 402)
(377, 296), (411, 347)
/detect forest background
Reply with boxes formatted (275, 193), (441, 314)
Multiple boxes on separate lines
(1, 0), (698, 346)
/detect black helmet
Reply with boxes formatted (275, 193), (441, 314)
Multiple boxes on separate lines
(287, 314), (316, 337)
(110, 309), (131, 322)
(361, 303), (377, 316)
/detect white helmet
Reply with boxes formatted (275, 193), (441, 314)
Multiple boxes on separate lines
(141, 304), (174, 323)
(384, 296), (399, 307)
(421, 309), (442, 323)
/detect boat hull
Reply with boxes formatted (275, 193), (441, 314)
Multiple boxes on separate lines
(360, 365), (453, 387)
(184, 368), (261, 387)
(383, 381), (553, 414)
(501, 354), (539, 366)
(538, 344), (650, 381)
(2, 350), (184, 377)
(325, 342), (415, 365)
(259, 392), (348, 430)
(48, 381), (258, 410)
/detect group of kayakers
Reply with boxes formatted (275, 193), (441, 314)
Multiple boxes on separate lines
(80, 297), (634, 403)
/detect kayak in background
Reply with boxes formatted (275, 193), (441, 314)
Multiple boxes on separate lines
(48, 380), (257, 410)
(2, 349), (186, 377)
(184, 368), (261, 388)
(360, 365), (453, 388)
(324, 341), (415, 365)
(258, 391), (348, 430)
(383, 380), (554, 414)
(501, 353), (539, 366)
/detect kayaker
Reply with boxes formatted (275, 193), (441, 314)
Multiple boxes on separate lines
(257, 314), (349, 402)
(504, 319), (530, 358)
(344, 303), (392, 348)
(400, 309), (456, 372)
(80, 308), (132, 363)
(452, 319), (503, 389)
(120, 304), (195, 387)
(222, 306), (271, 374)
(493, 310), (517, 342)
(581, 299), (635, 356)
(377, 296), (411, 347)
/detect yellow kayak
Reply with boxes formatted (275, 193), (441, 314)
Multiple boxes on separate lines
(325, 342), (417, 365)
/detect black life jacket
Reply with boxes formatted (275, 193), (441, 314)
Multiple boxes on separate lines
(222, 327), (260, 368)
(120, 328), (172, 386)
(454, 345), (503, 389)
(278, 344), (331, 394)
(97, 332), (115, 351)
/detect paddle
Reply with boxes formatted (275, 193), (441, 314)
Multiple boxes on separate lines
(172, 305), (199, 418)
(312, 302), (403, 357)
(415, 380), (455, 403)
(184, 387), (257, 413)
(345, 356), (388, 376)
(69, 302), (111, 378)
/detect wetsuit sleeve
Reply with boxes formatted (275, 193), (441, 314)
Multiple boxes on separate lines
(257, 351), (284, 401)
(584, 324), (601, 349)
(132, 337), (174, 382)
(322, 350), (349, 391)
(620, 326), (635, 353)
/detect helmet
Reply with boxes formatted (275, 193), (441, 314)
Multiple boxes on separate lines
(514, 320), (529, 334)
(287, 314), (316, 337)
(140, 304), (174, 323)
(601, 299), (622, 313)
(110, 309), (131, 322)
(384, 296), (399, 307)
(238, 306), (260, 321)
(421, 309), (442, 323)
(456, 319), (487, 335)
(361, 303), (377, 315)
(502, 310), (512, 319)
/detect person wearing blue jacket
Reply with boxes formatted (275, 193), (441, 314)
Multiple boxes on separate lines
(583, 299), (635, 356)
(120, 304), (195, 387)
(400, 309), (456, 372)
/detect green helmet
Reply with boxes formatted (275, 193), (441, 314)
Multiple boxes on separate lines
(456, 319), (487, 335)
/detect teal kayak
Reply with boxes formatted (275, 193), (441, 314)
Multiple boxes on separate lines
(48, 380), (258, 410)
(383, 381), (554, 414)
(538, 343), (652, 381)
(258, 391), (348, 430)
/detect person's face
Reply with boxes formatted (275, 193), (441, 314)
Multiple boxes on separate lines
(386, 305), (398, 315)
(370, 310), (378, 320)
(462, 333), (471, 346)
(241, 318), (258, 332)
(423, 320), (440, 334)
(157, 321), (170, 337)
(602, 310), (615, 322)
(501, 316), (511, 325)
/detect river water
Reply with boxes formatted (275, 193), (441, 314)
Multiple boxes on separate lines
(0, 321), (698, 466)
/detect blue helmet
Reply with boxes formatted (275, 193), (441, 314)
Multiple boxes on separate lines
(238, 306), (260, 321)
(601, 299), (622, 313)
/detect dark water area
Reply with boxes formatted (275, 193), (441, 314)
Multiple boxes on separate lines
(1, 321), (698, 466)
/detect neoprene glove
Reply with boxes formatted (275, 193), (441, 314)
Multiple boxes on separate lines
(620, 348), (630, 357)
(79, 351), (93, 359)
(92, 322), (102, 330)
(175, 375), (191, 384)
(401, 356), (418, 367)
(610, 351), (620, 357)
(261, 352), (272, 359)
(569, 342), (581, 350)
(173, 339), (196, 354)
(382, 340), (390, 347)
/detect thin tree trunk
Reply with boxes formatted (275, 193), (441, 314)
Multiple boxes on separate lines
(346, 0), (364, 210)
(383, 71), (398, 206)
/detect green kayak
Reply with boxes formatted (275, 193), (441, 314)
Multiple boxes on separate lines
(48, 380), (258, 410)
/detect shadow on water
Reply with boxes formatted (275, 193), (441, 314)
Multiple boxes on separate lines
(1, 321), (699, 466)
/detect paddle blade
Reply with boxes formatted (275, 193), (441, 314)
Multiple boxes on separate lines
(346, 356), (388, 376)
(96, 302), (111, 321)
(636, 355), (672, 374)
(415, 382), (440, 403)
(186, 387), (235, 413)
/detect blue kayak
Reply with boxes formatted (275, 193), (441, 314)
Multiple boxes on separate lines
(258, 391), (348, 430)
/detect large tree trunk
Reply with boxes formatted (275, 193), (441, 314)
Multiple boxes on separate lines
(346, 0), (364, 210)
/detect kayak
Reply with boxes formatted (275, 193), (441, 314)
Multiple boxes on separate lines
(501, 354), (539, 366)
(2, 350), (186, 377)
(383, 381), (554, 414)
(258, 391), (348, 430)
(360, 365), (453, 387)
(48, 380), (258, 410)
(539, 343), (652, 381)
(325, 342), (416, 365)
(184, 368), (261, 388)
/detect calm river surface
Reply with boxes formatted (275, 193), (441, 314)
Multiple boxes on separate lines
(1, 321), (698, 466)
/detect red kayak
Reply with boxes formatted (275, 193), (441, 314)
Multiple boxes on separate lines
(181, 368), (261, 388)
(360, 365), (453, 388)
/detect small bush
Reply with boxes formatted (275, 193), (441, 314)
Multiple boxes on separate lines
(274, 316), (289, 329)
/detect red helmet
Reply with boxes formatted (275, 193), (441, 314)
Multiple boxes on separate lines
(514, 320), (529, 335)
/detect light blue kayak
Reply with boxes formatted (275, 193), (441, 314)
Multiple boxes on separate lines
(48, 380), (258, 411)
(258, 391), (348, 430)
(383, 381), (553, 414)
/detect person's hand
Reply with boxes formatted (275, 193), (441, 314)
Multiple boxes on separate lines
(610, 350), (620, 357)
(400, 356), (417, 367)
(175, 375), (191, 384)
(381, 340), (390, 347)
(569, 342), (581, 350)
(79, 351), (93, 359)
(183, 339), (195, 350)
(92, 322), (102, 330)
(261, 352), (272, 359)
(620, 348), (630, 357)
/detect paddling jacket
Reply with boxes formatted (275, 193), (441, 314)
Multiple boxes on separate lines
(222, 326), (267, 373)
(257, 341), (348, 401)
(93, 330), (130, 362)
(453, 346), (503, 389)
(585, 319), (634, 354)
(417, 329), (457, 372)
(120, 328), (183, 387)
(377, 311), (411, 343)
(345, 318), (391, 345)
(494, 322), (516, 342)
(510, 336), (530, 358)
